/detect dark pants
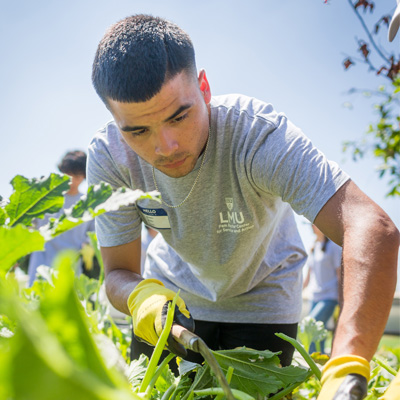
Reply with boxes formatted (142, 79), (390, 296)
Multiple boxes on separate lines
(130, 320), (298, 372)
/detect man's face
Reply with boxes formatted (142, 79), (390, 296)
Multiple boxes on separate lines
(107, 70), (211, 178)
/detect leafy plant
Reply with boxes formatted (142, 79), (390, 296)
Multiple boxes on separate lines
(297, 316), (328, 354)
(1, 173), (398, 399)
(0, 173), (159, 274)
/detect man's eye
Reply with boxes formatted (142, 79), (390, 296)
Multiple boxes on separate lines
(173, 113), (188, 123)
(131, 128), (148, 136)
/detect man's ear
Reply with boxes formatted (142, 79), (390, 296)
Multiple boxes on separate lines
(198, 69), (211, 104)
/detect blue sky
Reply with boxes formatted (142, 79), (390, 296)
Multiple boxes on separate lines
(1, 0), (399, 284)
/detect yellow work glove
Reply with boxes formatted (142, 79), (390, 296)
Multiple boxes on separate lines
(127, 278), (194, 357)
(382, 371), (400, 399)
(317, 355), (370, 400)
(81, 243), (95, 271)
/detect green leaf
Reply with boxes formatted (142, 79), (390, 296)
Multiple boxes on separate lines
(41, 184), (160, 240)
(154, 356), (175, 394)
(127, 354), (149, 389)
(211, 347), (309, 398)
(74, 274), (100, 303)
(0, 207), (7, 226)
(0, 225), (45, 273)
(9, 305), (138, 400)
(38, 256), (129, 387)
(0, 271), (139, 400)
(297, 316), (328, 353)
(0, 314), (15, 338)
(189, 363), (216, 393)
(6, 174), (70, 227)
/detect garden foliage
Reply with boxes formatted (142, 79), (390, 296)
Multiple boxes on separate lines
(0, 173), (398, 399)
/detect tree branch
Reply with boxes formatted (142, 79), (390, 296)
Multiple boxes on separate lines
(348, 0), (391, 65)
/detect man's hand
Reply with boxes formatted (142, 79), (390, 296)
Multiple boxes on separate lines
(127, 278), (194, 357)
(317, 355), (370, 400)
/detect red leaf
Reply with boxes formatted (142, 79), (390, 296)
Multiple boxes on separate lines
(359, 42), (370, 59)
(344, 58), (354, 69)
(382, 16), (390, 27)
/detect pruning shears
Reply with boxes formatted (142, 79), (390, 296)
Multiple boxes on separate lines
(171, 324), (236, 400)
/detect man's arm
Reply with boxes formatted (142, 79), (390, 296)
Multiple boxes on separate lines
(100, 237), (143, 315)
(314, 180), (399, 360)
(100, 234), (194, 354)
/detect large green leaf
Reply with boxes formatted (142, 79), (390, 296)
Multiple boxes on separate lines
(38, 256), (129, 387)
(6, 174), (70, 227)
(8, 303), (139, 400)
(41, 184), (160, 240)
(1, 257), (139, 400)
(211, 347), (310, 398)
(0, 225), (45, 273)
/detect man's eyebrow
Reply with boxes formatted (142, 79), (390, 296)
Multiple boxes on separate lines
(120, 124), (146, 132)
(163, 104), (192, 122)
(119, 104), (192, 133)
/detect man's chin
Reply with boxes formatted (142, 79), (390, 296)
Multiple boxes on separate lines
(157, 166), (193, 178)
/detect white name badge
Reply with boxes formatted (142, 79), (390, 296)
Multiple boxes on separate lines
(137, 205), (171, 230)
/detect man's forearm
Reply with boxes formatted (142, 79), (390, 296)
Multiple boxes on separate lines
(331, 215), (399, 360)
(105, 269), (143, 315)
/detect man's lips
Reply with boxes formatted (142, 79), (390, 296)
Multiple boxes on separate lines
(160, 156), (188, 169)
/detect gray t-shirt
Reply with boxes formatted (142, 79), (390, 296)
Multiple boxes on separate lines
(87, 94), (350, 324)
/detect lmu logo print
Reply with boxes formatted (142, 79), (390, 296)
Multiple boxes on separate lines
(216, 197), (254, 235)
(219, 198), (245, 224)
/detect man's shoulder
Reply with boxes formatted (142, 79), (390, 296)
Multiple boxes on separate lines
(88, 120), (134, 158)
(211, 94), (284, 128)
(90, 120), (120, 145)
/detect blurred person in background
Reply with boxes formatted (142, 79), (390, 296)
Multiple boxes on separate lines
(28, 150), (95, 286)
(303, 224), (342, 354)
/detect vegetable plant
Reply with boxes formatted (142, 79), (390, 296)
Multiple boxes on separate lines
(0, 173), (398, 399)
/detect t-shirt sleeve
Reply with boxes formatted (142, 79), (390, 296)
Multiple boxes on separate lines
(250, 116), (350, 222)
(87, 131), (142, 247)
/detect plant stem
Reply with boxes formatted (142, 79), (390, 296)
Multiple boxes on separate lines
(160, 383), (177, 400)
(145, 353), (175, 397)
(373, 356), (398, 376)
(88, 232), (104, 312)
(215, 366), (234, 400)
(194, 388), (255, 400)
(139, 294), (179, 392)
(275, 333), (322, 380)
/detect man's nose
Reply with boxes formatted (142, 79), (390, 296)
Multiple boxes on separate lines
(154, 128), (179, 156)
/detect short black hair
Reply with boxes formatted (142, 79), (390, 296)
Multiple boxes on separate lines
(92, 14), (197, 105)
(57, 150), (87, 178)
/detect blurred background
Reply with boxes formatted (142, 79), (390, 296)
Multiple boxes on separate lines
(1, 0), (399, 289)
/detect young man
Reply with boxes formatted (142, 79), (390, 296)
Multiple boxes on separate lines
(88, 15), (399, 399)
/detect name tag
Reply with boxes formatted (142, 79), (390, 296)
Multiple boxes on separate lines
(137, 205), (171, 230)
